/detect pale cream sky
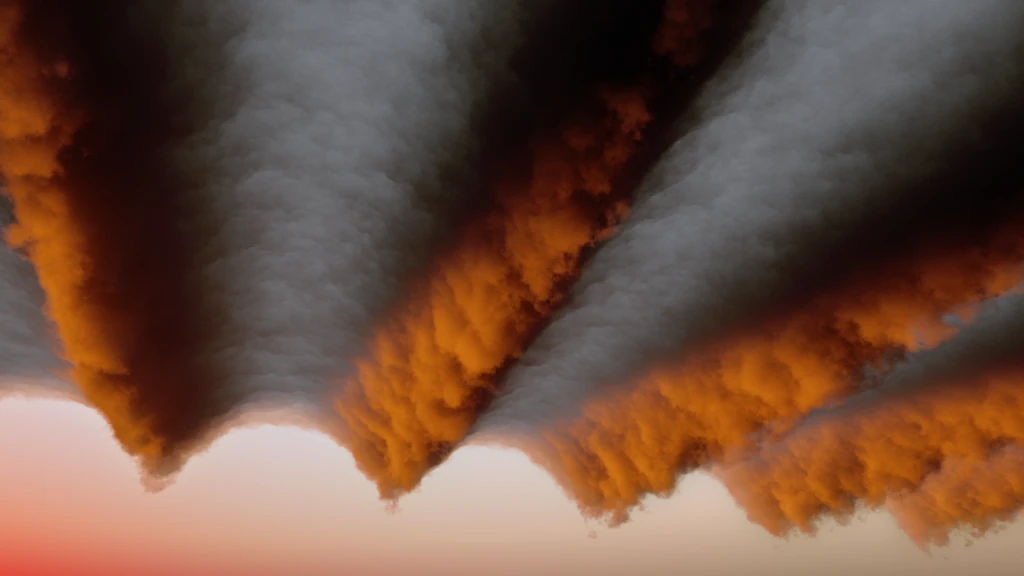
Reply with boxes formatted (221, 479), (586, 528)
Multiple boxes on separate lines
(1, 396), (1021, 576)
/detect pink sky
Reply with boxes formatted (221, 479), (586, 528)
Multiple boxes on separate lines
(1, 395), (1021, 576)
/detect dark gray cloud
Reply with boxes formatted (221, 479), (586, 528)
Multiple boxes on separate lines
(807, 291), (1024, 421)
(143, 1), (551, 471)
(174, 0), (540, 415)
(474, 0), (1024, 437)
(0, 0), (543, 473)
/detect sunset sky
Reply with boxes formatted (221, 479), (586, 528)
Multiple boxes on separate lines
(2, 0), (1024, 574)
(3, 395), (1022, 575)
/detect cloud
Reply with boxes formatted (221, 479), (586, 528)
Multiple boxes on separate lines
(0, 0), (545, 479)
(719, 337), (1024, 545)
(332, 0), (741, 498)
(508, 220), (1024, 522)
(710, 292), (1024, 544)
(475, 0), (1024, 437)
(0, 0), (212, 462)
(3, 0), (1023, 549)
(887, 446), (1024, 547)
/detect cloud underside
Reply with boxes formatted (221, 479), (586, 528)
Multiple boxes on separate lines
(0, 0), (1022, 546)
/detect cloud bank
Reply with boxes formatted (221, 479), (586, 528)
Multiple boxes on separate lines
(2, 0), (1023, 548)
(476, 0), (1024, 434)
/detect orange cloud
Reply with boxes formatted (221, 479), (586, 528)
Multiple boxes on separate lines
(721, 366), (1024, 545)
(536, 224), (1024, 522)
(887, 447), (1024, 547)
(334, 0), (718, 498)
(0, 1), (215, 475)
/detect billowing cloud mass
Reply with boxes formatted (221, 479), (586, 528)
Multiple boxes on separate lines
(332, 0), (748, 498)
(719, 295), (1024, 545)
(470, 0), (1024, 540)
(476, 0), (1024, 435)
(0, 0), (216, 469)
(888, 447), (1024, 547)
(525, 220), (1024, 522)
(1, 0), (1023, 550)
(0, 0), (549, 478)
(186, 0), (547, 416)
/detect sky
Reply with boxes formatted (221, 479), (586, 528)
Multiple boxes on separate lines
(2, 1), (1024, 574)
(3, 395), (1022, 576)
